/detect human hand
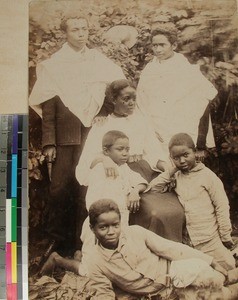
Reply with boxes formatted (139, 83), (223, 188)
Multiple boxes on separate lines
(167, 165), (179, 177)
(211, 259), (228, 277)
(127, 189), (140, 213)
(102, 156), (119, 179)
(43, 146), (56, 163)
(195, 149), (209, 163)
(222, 240), (235, 250)
(156, 160), (167, 172)
(92, 116), (107, 127)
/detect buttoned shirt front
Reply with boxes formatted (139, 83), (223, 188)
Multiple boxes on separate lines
(87, 225), (213, 299)
(137, 52), (217, 148)
(149, 163), (232, 245)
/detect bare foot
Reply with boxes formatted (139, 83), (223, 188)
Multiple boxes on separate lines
(39, 252), (59, 276)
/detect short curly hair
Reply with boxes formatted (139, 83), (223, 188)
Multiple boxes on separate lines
(151, 23), (178, 45)
(60, 15), (89, 32)
(89, 199), (121, 228)
(168, 133), (196, 152)
(102, 130), (129, 150)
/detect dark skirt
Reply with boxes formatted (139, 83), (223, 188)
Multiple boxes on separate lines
(128, 159), (159, 183)
(129, 190), (185, 242)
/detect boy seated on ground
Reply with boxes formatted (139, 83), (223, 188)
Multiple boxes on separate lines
(41, 199), (238, 299)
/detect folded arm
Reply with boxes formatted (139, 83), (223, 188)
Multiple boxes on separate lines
(146, 167), (178, 192)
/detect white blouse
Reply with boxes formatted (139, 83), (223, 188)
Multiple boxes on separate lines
(76, 108), (167, 185)
(137, 52), (217, 148)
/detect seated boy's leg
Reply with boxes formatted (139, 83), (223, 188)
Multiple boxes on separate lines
(170, 258), (225, 289)
(170, 258), (238, 299)
(40, 252), (80, 276)
(222, 283), (238, 300)
(195, 236), (235, 271)
(192, 264), (225, 288)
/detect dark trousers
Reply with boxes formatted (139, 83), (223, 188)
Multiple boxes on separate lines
(45, 126), (91, 252)
(45, 146), (85, 250)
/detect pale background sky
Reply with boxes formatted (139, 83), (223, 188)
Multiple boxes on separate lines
(0, 0), (30, 114)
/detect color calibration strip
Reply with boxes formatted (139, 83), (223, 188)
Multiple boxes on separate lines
(0, 115), (28, 300)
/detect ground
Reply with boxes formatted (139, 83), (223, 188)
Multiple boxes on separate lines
(28, 216), (238, 300)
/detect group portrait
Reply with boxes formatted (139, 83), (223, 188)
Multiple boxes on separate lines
(28, 0), (238, 299)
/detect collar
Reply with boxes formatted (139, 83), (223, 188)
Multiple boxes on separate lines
(152, 52), (175, 64)
(52, 43), (91, 62)
(181, 162), (205, 175)
(152, 52), (186, 66)
(111, 112), (129, 118)
(189, 162), (205, 172)
(104, 156), (125, 169)
(108, 113), (131, 123)
(110, 107), (141, 120)
(97, 231), (127, 261)
(64, 43), (88, 55)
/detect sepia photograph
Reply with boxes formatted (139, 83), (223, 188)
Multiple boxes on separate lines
(28, 0), (238, 299)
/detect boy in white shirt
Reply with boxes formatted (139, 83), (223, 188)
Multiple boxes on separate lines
(79, 130), (148, 272)
(84, 130), (148, 223)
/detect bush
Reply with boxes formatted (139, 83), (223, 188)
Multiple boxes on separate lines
(29, 0), (238, 212)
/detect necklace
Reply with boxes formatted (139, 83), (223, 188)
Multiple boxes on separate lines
(112, 112), (128, 118)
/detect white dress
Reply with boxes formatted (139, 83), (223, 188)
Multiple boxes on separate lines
(137, 52), (217, 150)
(76, 108), (167, 185)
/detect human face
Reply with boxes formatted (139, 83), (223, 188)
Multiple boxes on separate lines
(65, 18), (89, 51)
(170, 145), (196, 173)
(91, 211), (121, 249)
(105, 138), (130, 165)
(113, 86), (136, 116)
(152, 34), (176, 61)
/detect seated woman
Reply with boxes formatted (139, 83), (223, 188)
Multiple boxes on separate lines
(77, 79), (168, 184)
(76, 79), (185, 242)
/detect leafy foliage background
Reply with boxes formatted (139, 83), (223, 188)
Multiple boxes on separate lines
(29, 0), (238, 217)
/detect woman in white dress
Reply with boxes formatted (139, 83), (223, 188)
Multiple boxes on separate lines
(76, 79), (185, 242)
(137, 24), (217, 158)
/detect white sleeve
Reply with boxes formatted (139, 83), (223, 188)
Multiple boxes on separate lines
(136, 66), (152, 116)
(206, 170), (232, 242)
(142, 116), (168, 167)
(193, 65), (218, 100)
(29, 62), (59, 106)
(86, 163), (121, 209)
(128, 165), (148, 187)
(94, 50), (126, 82)
(76, 124), (106, 185)
(86, 164), (108, 210)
